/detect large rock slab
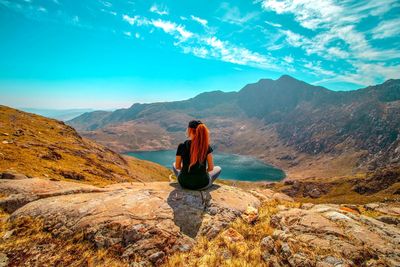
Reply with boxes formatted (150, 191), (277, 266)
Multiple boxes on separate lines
(9, 181), (262, 264)
(0, 178), (105, 212)
(267, 204), (400, 266)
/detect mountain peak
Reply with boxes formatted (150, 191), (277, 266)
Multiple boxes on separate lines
(276, 75), (306, 85)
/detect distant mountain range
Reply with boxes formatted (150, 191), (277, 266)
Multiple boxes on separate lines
(21, 108), (95, 121)
(68, 75), (400, 179)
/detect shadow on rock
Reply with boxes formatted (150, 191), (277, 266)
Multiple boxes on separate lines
(167, 182), (220, 238)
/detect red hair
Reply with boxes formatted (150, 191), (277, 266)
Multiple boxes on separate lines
(188, 123), (210, 171)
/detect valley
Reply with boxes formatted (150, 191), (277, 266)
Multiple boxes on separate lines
(68, 75), (400, 180)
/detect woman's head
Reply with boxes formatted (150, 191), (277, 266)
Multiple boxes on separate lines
(187, 120), (210, 170)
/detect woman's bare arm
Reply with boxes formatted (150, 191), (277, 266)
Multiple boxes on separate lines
(175, 155), (182, 170)
(207, 153), (214, 172)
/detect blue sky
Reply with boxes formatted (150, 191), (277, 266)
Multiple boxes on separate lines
(0, 0), (399, 109)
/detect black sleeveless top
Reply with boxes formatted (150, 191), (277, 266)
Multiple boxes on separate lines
(176, 140), (213, 190)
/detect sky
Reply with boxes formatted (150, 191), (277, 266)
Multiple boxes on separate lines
(0, 0), (399, 109)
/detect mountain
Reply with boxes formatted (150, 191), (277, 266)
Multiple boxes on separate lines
(1, 105), (399, 266)
(68, 75), (400, 179)
(20, 108), (95, 121)
(0, 105), (170, 186)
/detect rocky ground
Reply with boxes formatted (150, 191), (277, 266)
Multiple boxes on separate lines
(1, 172), (399, 266)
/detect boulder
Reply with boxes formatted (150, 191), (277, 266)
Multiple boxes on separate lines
(269, 204), (400, 266)
(8, 181), (262, 264)
(0, 172), (28, 180)
(0, 177), (105, 212)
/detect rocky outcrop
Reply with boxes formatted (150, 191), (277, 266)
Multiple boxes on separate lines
(263, 203), (400, 266)
(281, 180), (332, 198)
(3, 178), (273, 265)
(352, 168), (400, 195)
(0, 177), (105, 212)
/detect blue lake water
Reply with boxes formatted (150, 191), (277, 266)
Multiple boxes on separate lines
(126, 150), (285, 182)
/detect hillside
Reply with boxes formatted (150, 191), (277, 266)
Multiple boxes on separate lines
(0, 105), (170, 186)
(0, 105), (399, 266)
(68, 76), (400, 179)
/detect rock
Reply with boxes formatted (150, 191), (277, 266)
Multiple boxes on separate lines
(221, 228), (244, 244)
(377, 216), (400, 226)
(282, 181), (331, 198)
(340, 204), (360, 214)
(352, 169), (400, 195)
(364, 203), (380, 210)
(250, 188), (294, 202)
(307, 188), (322, 198)
(0, 177), (105, 212)
(148, 251), (165, 264)
(288, 253), (313, 267)
(260, 236), (276, 260)
(8, 181), (261, 263)
(41, 150), (62, 161)
(59, 170), (85, 180)
(300, 203), (314, 209)
(2, 230), (14, 239)
(260, 236), (275, 254)
(264, 255), (281, 267)
(0, 172), (28, 180)
(242, 205), (258, 224)
(0, 252), (8, 267)
(280, 242), (291, 259)
(319, 255), (345, 267)
(270, 203), (400, 266)
(13, 129), (24, 136)
(283, 179), (295, 185)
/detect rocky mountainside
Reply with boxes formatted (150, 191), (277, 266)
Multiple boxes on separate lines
(68, 76), (400, 179)
(0, 105), (399, 266)
(1, 174), (399, 266)
(0, 105), (170, 186)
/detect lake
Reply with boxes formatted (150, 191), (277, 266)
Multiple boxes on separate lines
(126, 150), (285, 182)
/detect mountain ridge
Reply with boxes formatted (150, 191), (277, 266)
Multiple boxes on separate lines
(68, 75), (400, 179)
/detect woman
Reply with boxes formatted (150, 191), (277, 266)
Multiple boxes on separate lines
(172, 120), (221, 190)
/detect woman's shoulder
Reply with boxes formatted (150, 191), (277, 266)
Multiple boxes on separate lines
(177, 140), (190, 150)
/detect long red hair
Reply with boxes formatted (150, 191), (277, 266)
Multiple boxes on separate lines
(188, 123), (210, 171)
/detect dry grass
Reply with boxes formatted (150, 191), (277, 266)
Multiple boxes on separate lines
(0, 209), (129, 267)
(0, 105), (170, 186)
(164, 200), (300, 267)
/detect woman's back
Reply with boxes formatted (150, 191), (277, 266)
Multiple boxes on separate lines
(172, 120), (221, 190)
(176, 139), (213, 189)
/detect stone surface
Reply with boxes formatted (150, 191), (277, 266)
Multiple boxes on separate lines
(268, 203), (400, 266)
(7, 180), (262, 263)
(0, 178), (105, 213)
(250, 188), (294, 202)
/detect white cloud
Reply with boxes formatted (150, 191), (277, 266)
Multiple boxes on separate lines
(100, 1), (112, 8)
(265, 21), (282, 28)
(150, 4), (168, 16)
(191, 15), (208, 26)
(123, 31), (131, 37)
(372, 18), (400, 39)
(135, 32), (140, 39)
(316, 63), (400, 86)
(283, 55), (294, 63)
(151, 19), (193, 40)
(122, 14), (139, 25)
(38, 6), (47, 12)
(199, 36), (275, 67)
(303, 61), (335, 76)
(219, 2), (259, 25)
